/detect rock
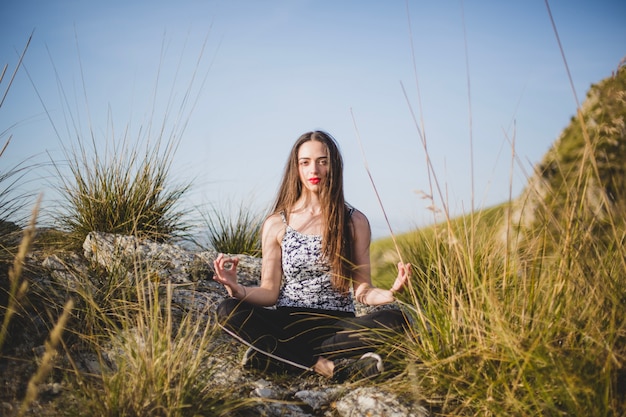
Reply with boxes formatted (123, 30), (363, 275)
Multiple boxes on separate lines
(334, 386), (429, 417)
(82, 231), (261, 287)
(42, 252), (91, 292)
(83, 232), (214, 284)
(251, 379), (276, 398)
(170, 287), (225, 315)
(295, 387), (342, 410)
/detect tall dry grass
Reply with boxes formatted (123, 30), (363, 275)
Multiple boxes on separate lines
(0, 199), (38, 352)
(0, 30), (257, 416)
(384, 202), (625, 415)
(367, 32), (626, 417)
(65, 265), (251, 416)
(370, 124), (625, 414)
(1, 33), (40, 259)
(361, 4), (626, 415)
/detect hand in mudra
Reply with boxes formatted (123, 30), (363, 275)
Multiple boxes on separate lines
(390, 262), (411, 294)
(213, 253), (240, 293)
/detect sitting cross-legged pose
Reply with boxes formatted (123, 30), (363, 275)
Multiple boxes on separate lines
(213, 130), (411, 381)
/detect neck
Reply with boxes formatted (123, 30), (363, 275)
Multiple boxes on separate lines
(293, 194), (322, 216)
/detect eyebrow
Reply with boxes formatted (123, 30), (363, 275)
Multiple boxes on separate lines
(298, 156), (327, 161)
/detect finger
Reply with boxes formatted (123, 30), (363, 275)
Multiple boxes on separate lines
(222, 256), (238, 270)
(212, 266), (222, 280)
(213, 255), (222, 268)
(213, 257), (225, 281)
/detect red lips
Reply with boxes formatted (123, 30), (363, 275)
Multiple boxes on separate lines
(309, 178), (321, 184)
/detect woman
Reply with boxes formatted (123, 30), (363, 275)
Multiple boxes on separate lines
(213, 130), (411, 381)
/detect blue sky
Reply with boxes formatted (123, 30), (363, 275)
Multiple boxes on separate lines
(1, 0), (625, 238)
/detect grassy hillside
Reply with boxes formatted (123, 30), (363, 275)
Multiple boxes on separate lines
(512, 65), (626, 245)
(371, 203), (508, 287)
(370, 65), (626, 415)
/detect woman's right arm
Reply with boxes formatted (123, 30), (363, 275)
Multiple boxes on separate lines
(213, 214), (284, 307)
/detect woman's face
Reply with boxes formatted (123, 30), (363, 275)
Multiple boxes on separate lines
(297, 140), (329, 193)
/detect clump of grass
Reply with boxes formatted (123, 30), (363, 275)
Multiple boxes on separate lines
(0, 153), (39, 228)
(374, 69), (626, 416)
(0, 199), (39, 352)
(1, 33), (39, 259)
(37, 222), (252, 415)
(46, 249), (139, 340)
(44, 31), (213, 250)
(19, 299), (73, 417)
(69, 264), (251, 416)
(0, 199), (77, 416)
(0, 148), (49, 264)
(52, 135), (191, 249)
(201, 201), (263, 256)
(394, 197), (625, 416)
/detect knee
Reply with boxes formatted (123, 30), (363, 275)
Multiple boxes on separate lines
(375, 308), (410, 330)
(392, 309), (410, 329)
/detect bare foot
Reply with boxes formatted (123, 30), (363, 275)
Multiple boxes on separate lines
(313, 356), (334, 378)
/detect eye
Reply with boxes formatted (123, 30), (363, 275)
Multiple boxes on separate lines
(318, 158), (328, 166)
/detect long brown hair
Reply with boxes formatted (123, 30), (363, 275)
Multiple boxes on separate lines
(272, 131), (354, 293)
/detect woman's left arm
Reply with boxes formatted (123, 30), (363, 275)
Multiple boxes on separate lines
(350, 210), (411, 306)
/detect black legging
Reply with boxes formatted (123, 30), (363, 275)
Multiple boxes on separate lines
(216, 298), (409, 369)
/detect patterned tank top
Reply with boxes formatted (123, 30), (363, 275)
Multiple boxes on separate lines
(275, 210), (355, 313)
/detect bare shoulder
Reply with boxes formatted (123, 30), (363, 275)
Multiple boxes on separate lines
(349, 208), (369, 227)
(262, 213), (286, 243)
(349, 208), (371, 236)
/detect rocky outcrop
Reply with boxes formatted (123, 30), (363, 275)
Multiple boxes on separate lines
(19, 231), (428, 417)
(82, 231), (262, 286)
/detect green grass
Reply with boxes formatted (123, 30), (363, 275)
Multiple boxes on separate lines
(69, 272), (252, 416)
(370, 67), (626, 416)
(371, 203), (507, 288)
(402, 217), (622, 415)
(52, 135), (192, 250)
(200, 201), (264, 256)
(372, 201), (625, 415)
